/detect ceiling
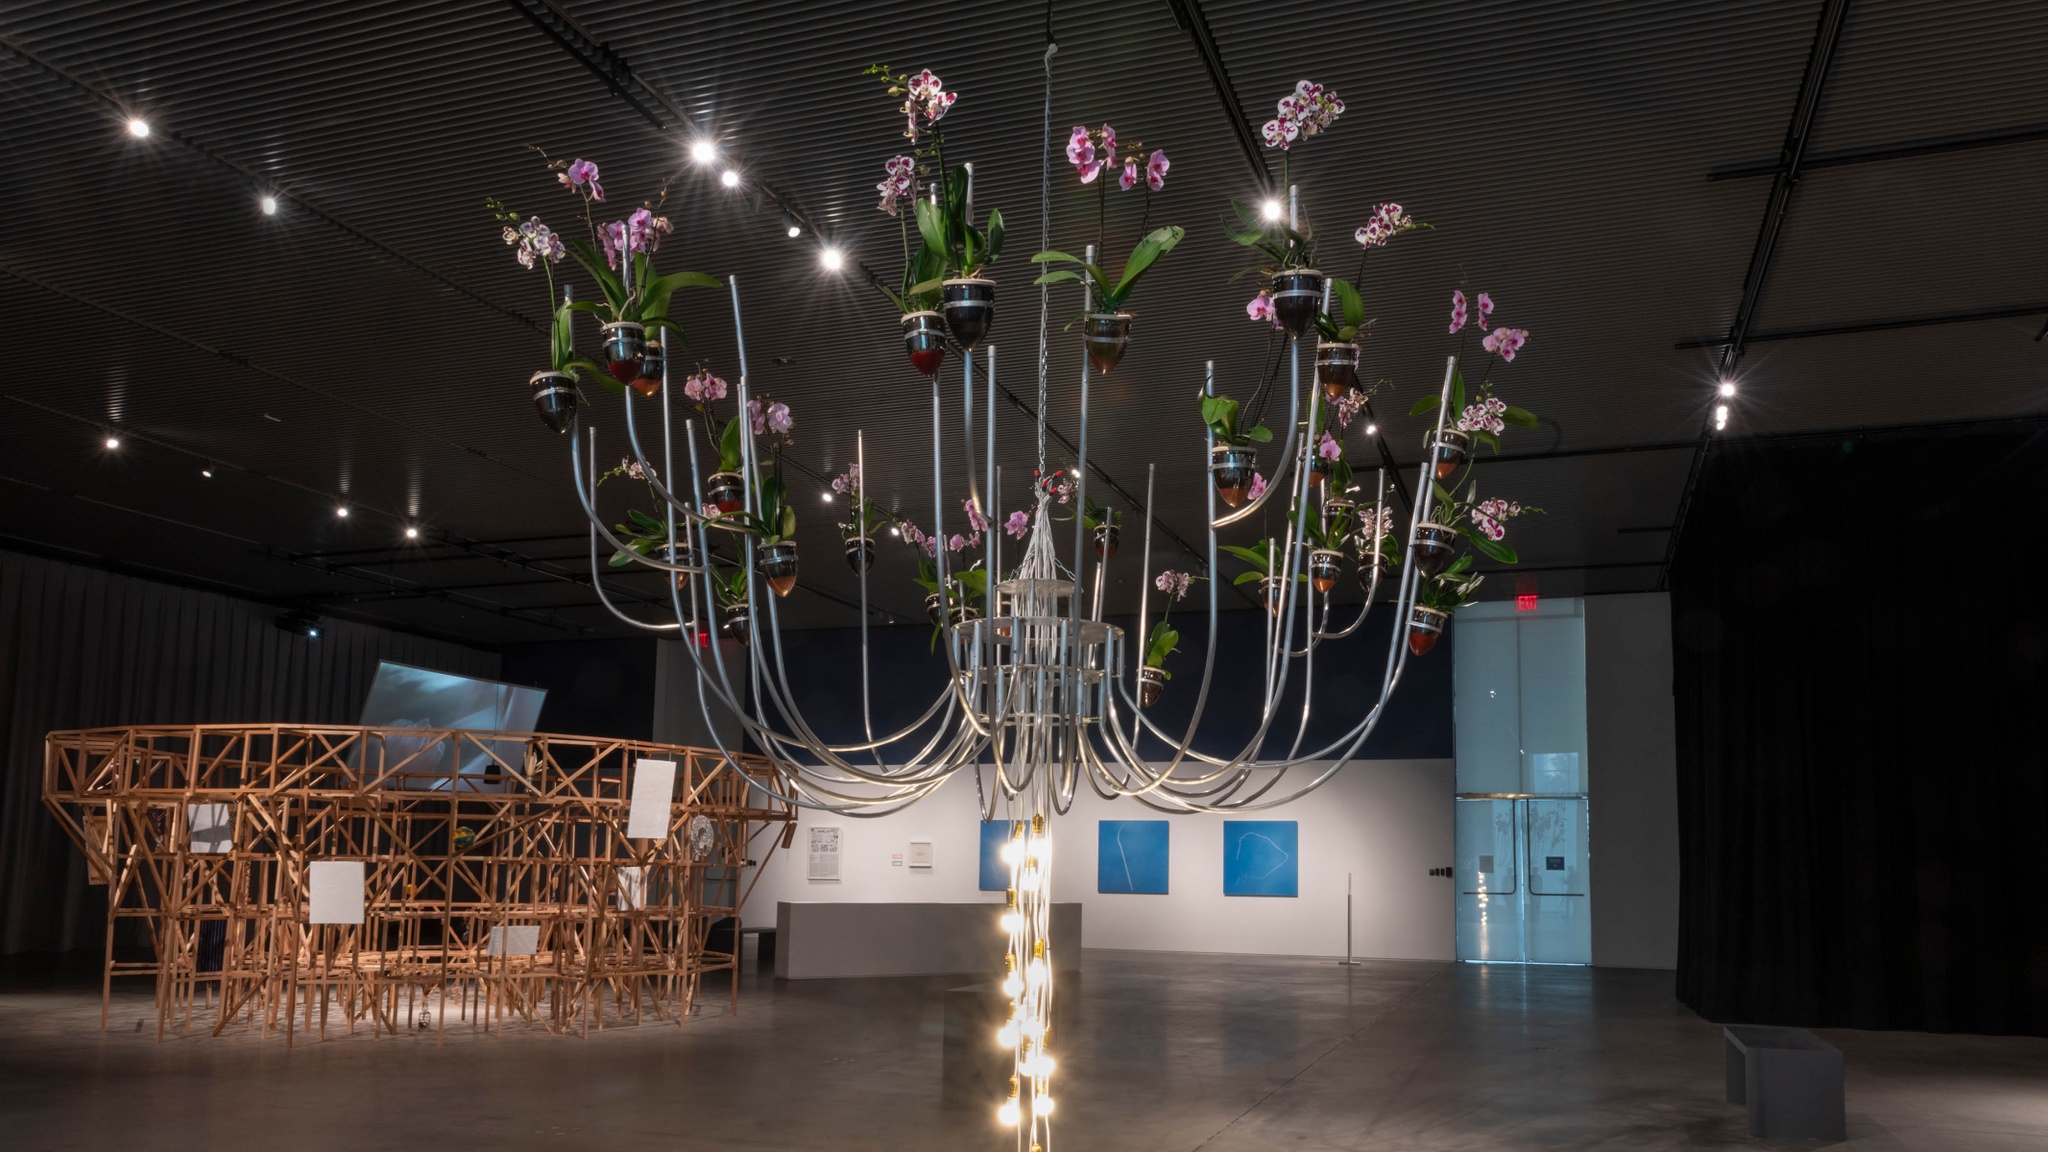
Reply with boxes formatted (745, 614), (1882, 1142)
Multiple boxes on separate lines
(2, 0), (2042, 646)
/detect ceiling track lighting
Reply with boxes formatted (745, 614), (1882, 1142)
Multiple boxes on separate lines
(126, 117), (150, 138)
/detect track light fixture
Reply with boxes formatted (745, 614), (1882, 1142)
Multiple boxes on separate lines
(126, 117), (150, 138)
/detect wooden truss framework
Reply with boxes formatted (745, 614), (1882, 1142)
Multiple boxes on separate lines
(42, 724), (794, 1044)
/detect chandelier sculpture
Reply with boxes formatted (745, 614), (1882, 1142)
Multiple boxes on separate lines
(495, 54), (1543, 1152)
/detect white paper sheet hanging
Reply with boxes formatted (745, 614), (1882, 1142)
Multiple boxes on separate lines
(616, 865), (646, 910)
(626, 759), (677, 840)
(487, 925), (539, 956)
(307, 860), (365, 924)
(807, 826), (842, 880)
(187, 803), (233, 854)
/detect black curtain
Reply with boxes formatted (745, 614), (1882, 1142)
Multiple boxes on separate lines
(1671, 422), (2048, 1035)
(0, 550), (497, 954)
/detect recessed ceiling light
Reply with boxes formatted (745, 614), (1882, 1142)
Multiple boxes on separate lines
(820, 246), (844, 271)
(127, 118), (150, 138)
(201, 469), (213, 478)
(336, 506), (350, 518)
(260, 195), (278, 215)
(689, 139), (718, 165)
(1260, 199), (1283, 221)
(405, 526), (419, 539)
(104, 436), (121, 449)
(720, 169), (741, 188)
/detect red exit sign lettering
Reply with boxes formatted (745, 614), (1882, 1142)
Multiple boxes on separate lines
(1516, 595), (1540, 612)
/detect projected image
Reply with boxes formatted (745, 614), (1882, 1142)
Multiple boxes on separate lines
(1097, 820), (1169, 895)
(356, 662), (546, 788)
(1222, 821), (1299, 897)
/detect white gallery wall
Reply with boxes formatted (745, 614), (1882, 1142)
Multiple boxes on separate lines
(742, 758), (1454, 961)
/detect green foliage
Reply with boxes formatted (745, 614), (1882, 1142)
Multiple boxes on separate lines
(608, 507), (674, 568)
(711, 565), (751, 608)
(1199, 393), (1273, 447)
(724, 473), (797, 545)
(717, 418), (746, 474)
(840, 495), (887, 538)
(1144, 621), (1180, 675)
(909, 167), (1005, 283)
(1030, 225), (1185, 317)
(1079, 496), (1122, 532)
(1314, 276), (1368, 342)
(1223, 198), (1316, 273)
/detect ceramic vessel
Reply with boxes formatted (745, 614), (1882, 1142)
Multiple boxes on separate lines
(531, 370), (578, 433)
(1271, 269), (1325, 337)
(1139, 666), (1167, 708)
(901, 310), (947, 377)
(600, 321), (646, 388)
(1081, 312), (1133, 375)
(940, 278), (997, 350)
(705, 472), (746, 515)
(1315, 341), (1359, 398)
(1411, 522), (1460, 578)
(1212, 446), (1257, 507)
(1408, 605), (1449, 656)
(757, 541), (799, 598)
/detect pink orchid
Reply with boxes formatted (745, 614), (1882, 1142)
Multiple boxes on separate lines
(876, 155), (915, 216)
(1247, 291), (1277, 324)
(1482, 328), (1528, 362)
(949, 534), (968, 552)
(1154, 570), (1195, 600)
(506, 217), (564, 268)
(1099, 124), (1116, 160)
(1449, 290), (1468, 334)
(1477, 291), (1495, 330)
(1004, 510), (1029, 539)
(1067, 126), (1103, 183)
(747, 399), (793, 436)
(901, 70), (955, 139)
(1261, 117), (1300, 150)
(683, 371), (728, 403)
(830, 464), (860, 495)
(560, 158), (603, 201)
(1318, 432), (1342, 461)
(963, 499), (990, 535)
(1120, 158), (1138, 191)
(701, 503), (722, 519)
(1146, 149), (1168, 192)
(1247, 473), (1268, 502)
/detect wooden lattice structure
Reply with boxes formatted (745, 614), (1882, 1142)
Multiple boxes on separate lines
(42, 725), (794, 1044)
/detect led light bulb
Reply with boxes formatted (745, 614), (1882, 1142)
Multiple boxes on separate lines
(1713, 404), (1729, 430)
(997, 1099), (1020, 1127)
(405, 527), (419, 539)
(127, 118), (150, 138)
(1026, 1052), (1056, 1077)
(999, 912), (1021, 933)
(260, 196), (278, 215)
(104, 436), (120, 449)
(996, 1022), (1020, 1048)
(1000, 840), (1023, 865)
(1032, 1094), (1055, 1117)
(689, 139), (718, 165)
(820, 246), (844, 271)
(1002, 973), (1023, 997)
(1026, 958), (1048, 987)
(720, 169), (740, 188)
(1022, 1015), (1045, 1039)
(1717, 379), (1737, 397)
(1365, 423), (1378, 436)
(1027, 836), (1050, 864)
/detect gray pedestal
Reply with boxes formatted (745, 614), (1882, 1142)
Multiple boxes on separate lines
(941, 981), (1079, 1109)
(1723, 1024), (1845, 1139)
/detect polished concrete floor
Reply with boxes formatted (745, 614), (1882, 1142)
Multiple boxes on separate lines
(2, 950), (2045, 1150)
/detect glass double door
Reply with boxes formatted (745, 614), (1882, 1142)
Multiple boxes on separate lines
(1455, 793), (1589, 964)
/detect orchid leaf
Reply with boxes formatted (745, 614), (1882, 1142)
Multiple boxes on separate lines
(907, 276), (947, 298)
(1451, 366), (1467, 417)
(639, 270), (720, 322)
(1032, 269), (1085, 287)
(1502, 405), (1539, 429)
(1246, 424), (1273, 443)
(984, 208), (1004, 264)
(1232, 571), (1266, 586)
(1331, 276), (1365, 330)
(567, 357), (626, 396)
(1031, 250), (1085, 265)
(1111, 225), (1185, 298)
(914, 199), (947, 259)
(1464, 531), (1517, 565)
(1410, 395), (1442, 416)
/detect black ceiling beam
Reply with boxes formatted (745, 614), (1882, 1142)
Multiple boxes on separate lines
(503, 0), (677, 130)
(1675, 302), (2048, 348)
(1708, 121), (2048, 180)
(0, 36), (537, 334)
(1163, 0), (1272, 189)
(1657, 0), (1853, 593)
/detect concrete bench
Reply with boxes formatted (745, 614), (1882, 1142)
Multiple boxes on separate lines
(1723, 1024), (1845, 1139)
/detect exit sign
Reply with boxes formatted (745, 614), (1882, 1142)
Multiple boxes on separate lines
(1516, 595), (1540, 612)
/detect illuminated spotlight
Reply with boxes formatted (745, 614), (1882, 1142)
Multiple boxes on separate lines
(405, 526), (420, 539)
(104, 436), (121, 450)
(889, 525), (901, 537)
(820, 492), (833, 503)
(127, 117), (151, 138)
(820, 246), (845, 272)
(260, 195), (278, 215)
(719, 169), (740, 188)
(689, 138), (718, 165)
(201, 469), (214, 478)
(786, 223), (802, 238)
(1713, 404), (1729, 431)
(1717, 379), (1737, 397)
(1365, 423), (1378, 436)
(1260, 198), (1283, 221)
(335, 505), (350, 518)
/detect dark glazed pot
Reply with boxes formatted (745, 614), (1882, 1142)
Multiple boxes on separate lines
(843, 535), (875, 575)
(757, 542), (799, 598)
(901, 310), (947, 377)
(940, 278), (997, 350)
(923, 592), (982, 628)
(1408, 605), (1449, 656)
(1270, 269), (1325, 337)
(530, 370), (579, 434)
(1321, 496), (1355, 524)
(600, 321), (646, 389)
(1093, 524), (1120, 559)
(1428, 428), (1471, 480)
(721, 601), (751, 646)
(1316, 341), (1359, 399)
(1356, 552), (1385, 593)
(1411, 522), (1460, 578)
(1139, 666), (1166, 708)
(1212, 446), (1257, 507)
(1082, 312), (1133, 375)
(631, 337), (665, 398)
(1309, 453), (1332, 489)
(659, 542), (693, 591)
(1308, 549), (1343, 593)
(705, 472), (746, 515)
